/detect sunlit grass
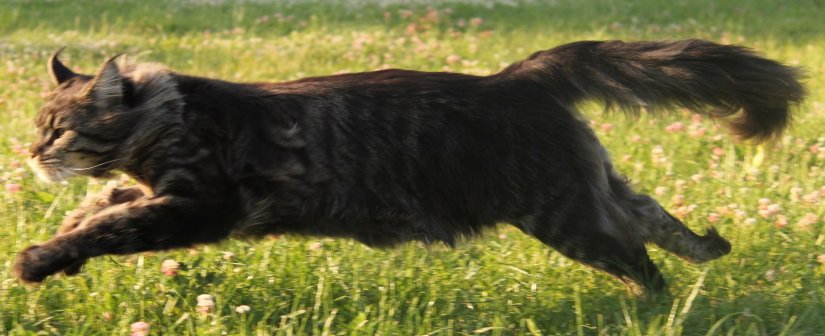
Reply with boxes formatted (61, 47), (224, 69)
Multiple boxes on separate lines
(1, 1), (824, 334)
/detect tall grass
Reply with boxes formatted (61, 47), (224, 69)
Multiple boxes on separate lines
(1, 1), (824, 334)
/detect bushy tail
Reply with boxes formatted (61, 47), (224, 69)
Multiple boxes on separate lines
(499, 39), (806, 141)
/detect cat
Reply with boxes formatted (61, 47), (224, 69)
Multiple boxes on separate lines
(15, 40), (804, 292)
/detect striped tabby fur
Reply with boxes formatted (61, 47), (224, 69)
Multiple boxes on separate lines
(15, 40), (805, 292)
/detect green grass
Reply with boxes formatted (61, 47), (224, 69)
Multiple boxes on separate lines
(2, 0), (825, 334)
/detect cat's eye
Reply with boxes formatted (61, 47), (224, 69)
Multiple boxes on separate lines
(53, 128), (64, 139)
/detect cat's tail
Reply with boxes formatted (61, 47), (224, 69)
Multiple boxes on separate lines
(497, 39), (806, 141)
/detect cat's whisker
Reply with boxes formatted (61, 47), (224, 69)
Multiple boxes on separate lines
(71, 158), (127, 171)
(54, 168), (77, 181)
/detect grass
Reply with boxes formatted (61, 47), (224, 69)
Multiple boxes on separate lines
(1, 0), (824, 334)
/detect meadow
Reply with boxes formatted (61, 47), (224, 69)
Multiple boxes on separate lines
(1, 0), (824, 334)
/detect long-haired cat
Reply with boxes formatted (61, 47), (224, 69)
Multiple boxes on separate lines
(15, 40), (804, 292)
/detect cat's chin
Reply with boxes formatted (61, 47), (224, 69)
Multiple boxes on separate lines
(28, 159), (68, 183)
(33, 170), (71, 184)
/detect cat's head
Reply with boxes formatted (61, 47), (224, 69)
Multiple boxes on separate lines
(29, 49), (181, 183)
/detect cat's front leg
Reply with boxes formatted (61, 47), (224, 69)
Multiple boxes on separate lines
(54, 186), (145, 275)
(14, 195), (232, 283)
(58, 186), (145, 235)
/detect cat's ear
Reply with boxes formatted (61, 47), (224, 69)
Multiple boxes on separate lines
(48, 47), (78, 85)
(87, 55), (126, 107)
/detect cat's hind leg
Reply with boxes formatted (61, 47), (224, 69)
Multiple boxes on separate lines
(632, 195), (731, 263)
(514, 187), (666, 293)
(606, 172), (731, 263)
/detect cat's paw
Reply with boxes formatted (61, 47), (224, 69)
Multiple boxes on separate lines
(14, 245), (60, 283)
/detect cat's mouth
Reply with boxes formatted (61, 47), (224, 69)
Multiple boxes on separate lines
(27, 158), (72, 183)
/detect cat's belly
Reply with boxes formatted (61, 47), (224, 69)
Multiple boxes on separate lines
(231, 197), (484, 247)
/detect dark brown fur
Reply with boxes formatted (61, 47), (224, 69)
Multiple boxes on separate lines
(15, 40), (804, 292)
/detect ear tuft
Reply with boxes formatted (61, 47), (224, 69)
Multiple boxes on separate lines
(48, 47), (78, 85)
(88, 55), (125, 106)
